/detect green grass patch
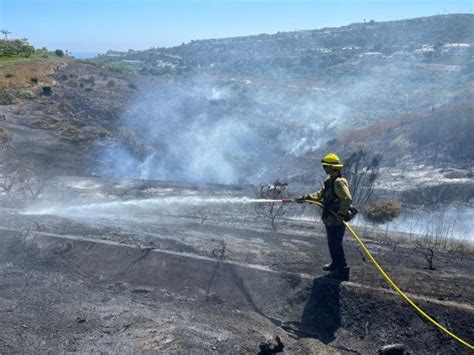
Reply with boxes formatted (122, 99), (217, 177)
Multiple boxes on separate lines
(0, 52), (53, 66)
(104, 62), (132, 74)
(18, 90), (35, 99)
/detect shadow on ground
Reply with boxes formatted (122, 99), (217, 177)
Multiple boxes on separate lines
(283, 276), (341, 344)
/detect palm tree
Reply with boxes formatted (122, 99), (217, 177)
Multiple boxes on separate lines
(1, 30), (11, 39)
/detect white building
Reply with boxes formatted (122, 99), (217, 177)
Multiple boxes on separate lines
(361, 52), (385, 62)
(441, 43), (471, 56)
(413, 45), (434, 58)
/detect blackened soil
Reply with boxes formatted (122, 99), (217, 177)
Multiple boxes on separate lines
(0, 177), (473, 353)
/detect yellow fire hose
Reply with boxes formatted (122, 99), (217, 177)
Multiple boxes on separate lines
(303, 199), (474, 350)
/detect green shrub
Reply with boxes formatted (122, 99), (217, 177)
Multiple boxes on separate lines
(20, 45), (34, 57)
(0, 90), (15, 105)
(363, 199), (401, 224)
(18, 90), (35, 100)
(104, 63), (131, 74)
(0, 39), (34, 57)
(54, 49), (64, 57)
(30, 77), (38, 84)
(4, 73), (14, 78)
(41, 86), (52, 96)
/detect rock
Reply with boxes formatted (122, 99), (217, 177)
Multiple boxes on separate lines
(378, 343), (409, 355)
(132, 287), (153, 294)
(258, 336), (284, 355)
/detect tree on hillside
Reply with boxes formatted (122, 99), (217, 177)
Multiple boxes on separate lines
(343, 149), (382, 207)
(0, 41), (17, 56)
(0, 40), (35, 57)
(0, 30), (11, 40)
(20, 45), (34, 57)
(414, 209), (460, 270)
(0, 156), (52, 200)
(255, 180), (289, 231)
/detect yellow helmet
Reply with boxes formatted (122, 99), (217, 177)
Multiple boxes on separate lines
(321, 153), (343, 169)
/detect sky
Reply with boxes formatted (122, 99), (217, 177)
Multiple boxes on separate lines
(0, 0), (472, 55)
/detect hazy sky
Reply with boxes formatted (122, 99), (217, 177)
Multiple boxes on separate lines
(0, 0), (472, 54)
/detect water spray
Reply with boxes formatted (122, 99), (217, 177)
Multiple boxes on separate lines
(23, 196), (288, 216)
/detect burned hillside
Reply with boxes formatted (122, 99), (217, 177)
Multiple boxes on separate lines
(0, 177), (472, 353)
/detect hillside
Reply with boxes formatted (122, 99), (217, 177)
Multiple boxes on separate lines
(0, 56), (142, 178)
(308, 102), (474, 205)
(93, 14), (474, 78)
(86, 15), (474, 188)
(0, 14), (473, 354)
(0, 15), (473, 193)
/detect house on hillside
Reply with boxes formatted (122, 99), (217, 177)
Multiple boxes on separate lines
(105, 50), (126, 57)
(441, 43), (471, 56)
(360, 52), (385, 63)
(317, 47), (332, 54)
(413, 45), (434, 58)
(120, 60), (142, 65)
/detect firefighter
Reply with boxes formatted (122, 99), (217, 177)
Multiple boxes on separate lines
(296, 153), (353, 281)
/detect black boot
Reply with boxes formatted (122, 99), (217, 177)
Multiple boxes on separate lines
(322, 263), (336, 271)
(327, 267), (350, 281)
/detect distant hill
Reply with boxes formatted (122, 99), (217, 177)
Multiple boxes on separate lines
(92, 14), (473, 78)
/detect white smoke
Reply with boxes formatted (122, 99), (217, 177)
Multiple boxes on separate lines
(97, 80), (344, 184)
(95, 56), (465, 185)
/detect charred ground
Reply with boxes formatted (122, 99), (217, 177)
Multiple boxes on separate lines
(0, 178), (472, 353)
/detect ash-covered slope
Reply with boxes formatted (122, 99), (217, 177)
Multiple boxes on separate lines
(291, 101), (474, 205)
(0, 177), (472, 353)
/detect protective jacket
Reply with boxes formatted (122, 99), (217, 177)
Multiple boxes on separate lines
(308, 172), (352, 226)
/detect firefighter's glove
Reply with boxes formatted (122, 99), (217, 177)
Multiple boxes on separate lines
(338, 210), (352, 222)
(295, 196), (307, 204)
